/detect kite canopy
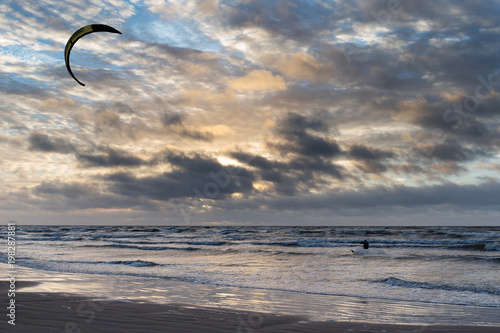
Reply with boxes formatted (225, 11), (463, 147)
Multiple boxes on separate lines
(64, 24), (122, 86)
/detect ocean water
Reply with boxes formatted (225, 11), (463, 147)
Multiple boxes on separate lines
(4, 225), (500, 325)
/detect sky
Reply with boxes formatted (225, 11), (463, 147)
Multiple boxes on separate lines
(1, 0), (500, 226)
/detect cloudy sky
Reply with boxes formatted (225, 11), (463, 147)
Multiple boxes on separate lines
(1, 0), (500, 226)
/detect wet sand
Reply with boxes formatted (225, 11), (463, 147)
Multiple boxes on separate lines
(2, 281), (499, 333)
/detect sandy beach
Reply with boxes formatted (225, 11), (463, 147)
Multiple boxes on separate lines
(2, 281), (499, 333)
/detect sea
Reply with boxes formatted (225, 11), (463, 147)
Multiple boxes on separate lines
(3, 225), (500, 326)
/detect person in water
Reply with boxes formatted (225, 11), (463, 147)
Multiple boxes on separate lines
(360, 240), (369, 249)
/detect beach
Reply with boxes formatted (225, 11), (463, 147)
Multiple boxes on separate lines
(1, 282), (499, 333)
(3, 280), (500, 333)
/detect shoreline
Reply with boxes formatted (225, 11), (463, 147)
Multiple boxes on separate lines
(2, 289), (500, 333)
(2, 266), (500, 327)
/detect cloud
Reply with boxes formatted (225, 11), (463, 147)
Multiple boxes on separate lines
(430, 142), (489, 162)
(200, 124), (235, 137)
(161, 111), (214, 141)
(220, 0), (333, 41)
(28, 133), (74, 154)
(179, 129), (214, 141)
(264, 180), (500, 213)
(348, 144), (394, 161)
(76, 147), (148, 167)
(269, 111), (340, 157)
(30, 180), (159, 211)
(230, 111), (346, 196)
(347, 144), (394, 174)
(162, 111), (184, 126)
(34, 181), (95, 199)
(229, 70), (286, 92)
(29, 176), (500, 216)
(105, 150), (255, 201)
(270, 52), (335, 83)
(0, 76), (48, 97)
(3, 1), (500, 224)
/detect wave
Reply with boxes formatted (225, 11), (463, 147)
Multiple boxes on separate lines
(473, 257), (500, 263)
(251, 241), (299, 247)
(453, 243), (500, 251)
(129, 228), (161, 232)
(18, 236), (85, 242)
(184, 241), (230, 246)
(91, 234), (146, 240)
(249, 238), (500, 251)
(15, 227), (500, 254)
(485, 243), (500, 251)
(81, 244), (201, 251)
(108, 260), (159, 267)
(375, 277), (500, 296)
(271, 250), (312, 256)
(291, 229), (328, 235)
(101, 239), (231, 247)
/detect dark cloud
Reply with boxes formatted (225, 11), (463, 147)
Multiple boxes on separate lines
(270, 112), (341, 157)
(346, 144), (394, 175)
(264, 180), (500, 212)
(27, 176), (500, 215)
(365, 66), (406, 91)
(229, 151), (295, 194)
(104, 150), (255, 201)
(230, 152), (282, 171)
(230, 148), (344, 196)
(28, 133), (74, 154)
(162, 111), (184, 126)
(358, 1), (500, 90)
(287, 156), (343, 180)
(32, 180), (159, 211)
(368, 95), (500, 165)
(230, 112), (411, 195)
(28, 132), (151, 168)
(34, 181), (94, 199)
(410, 101), (494, 140)
(220, 0), (333, 41)
(77, 147), (147, 167)
(348, 144), (394, 161)
(430, 142), (484, 162)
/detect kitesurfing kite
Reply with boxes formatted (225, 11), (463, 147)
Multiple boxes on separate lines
(64, 24), (122, 86)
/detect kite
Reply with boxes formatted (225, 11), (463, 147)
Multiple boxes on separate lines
(64, 24), (122, 86)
